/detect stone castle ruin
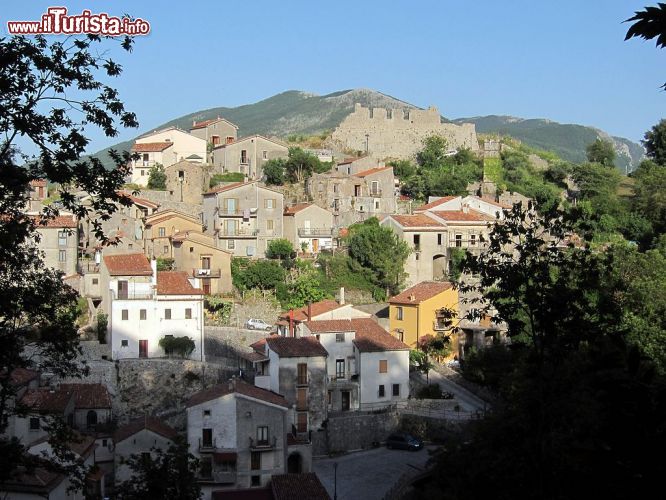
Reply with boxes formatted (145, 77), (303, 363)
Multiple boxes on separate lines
(331, 103), (479, 160)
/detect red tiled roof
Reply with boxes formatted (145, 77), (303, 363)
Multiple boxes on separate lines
(250, 335), (278, 353)
(389, 281), (454, 305)
(30, 215), (77, 228)
(20, 387), (73, 414)
(157, 271), (204, 295)
(304, 319), (353, 333)
(0, 463), (65, 494)
(212, 488), (272, 500)
(337, 157), (360, 165)
(30, 179), (47, 187)
(117, 191), (160, 209)
(430, 210), (494, 222)
(271, 473), (331, 500)
(103, 253), (153, 276)
(190, 119), (217, 130)
(131, 142), (173, 152)
(114, 416), (178, 444)
(279, 300), (344, 322)
(240, 351), (268, 363)
(59, 383), (112, 409)
(477, 196), (511, 208)
(415, 196), (458, 211)
(266, 337), (328, 358)
(145, 210), (201, 227)
(390, 214), (445, 228)
(284, 203), (312, 215)
(354, 166), (392, 178)
(7, 368), (40, 387)
(204, 181), (249, 195)
(351, 318), (409, 352)
(186, 379), (288, 409)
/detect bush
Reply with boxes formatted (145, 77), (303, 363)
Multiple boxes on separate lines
(210, 172), (244, 187)
(96, 312), (108, 344)
(266, 239), (295, 260)
(157, 257), (175, 271)
(159, 336), (195, 358)
(147, 163), (167, 190)
(416, 384), (445, 399)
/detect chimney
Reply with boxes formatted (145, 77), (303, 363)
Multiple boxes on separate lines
(150, 257), (157, 287)
(409, 294), (416, 302)
(339, 287), (345, 305)
(462, 205), (469, 214)
(289, 309), (294, 338)
(307, 302), (312, 321)
(228, 376), (236, 391)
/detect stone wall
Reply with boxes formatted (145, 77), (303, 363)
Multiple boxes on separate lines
(331, 103), (479, 160)
(133, 190), (202, 218)
(321, 409), (401, 455)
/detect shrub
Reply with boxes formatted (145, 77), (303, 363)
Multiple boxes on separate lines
(210, 172), (244, 187)
(416, 384), (445, 399)
(96, 312), (108, 344)
(147, 163), (167, 190)
(157, 257), (175, 271)
(159, 336), (195, 358)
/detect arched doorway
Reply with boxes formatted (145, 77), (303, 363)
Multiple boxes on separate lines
(432, 254), (447, 280)
(287, 452), (302, 473)
(86, 410), (98, 429)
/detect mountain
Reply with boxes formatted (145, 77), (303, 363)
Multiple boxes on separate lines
(94, 89), (644, 171)
(451, 115), (644, 172)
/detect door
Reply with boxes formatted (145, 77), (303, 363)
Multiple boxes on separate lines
(117, 280), (128, 299)
(297, 388), (307, 410)
(202, 278), (211, 295)
(312, 239), (319, 253)
(341, 391), (350, 411)
(139, 340), (148, 358)
(201, 257), (211, 270)
(297, 412), (307, 433)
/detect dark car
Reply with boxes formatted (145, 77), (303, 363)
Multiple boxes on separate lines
(385, 433), (423, 451)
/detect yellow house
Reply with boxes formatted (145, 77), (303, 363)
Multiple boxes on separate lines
(388, 281), (459, 351)
(143, 210), (203, 259)
(171, 230), (233, 295)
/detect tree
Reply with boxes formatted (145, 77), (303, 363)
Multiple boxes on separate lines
(115, 438), (201, 500)
(0, 32), (138, 483)
(263, 158), (286, 185)
(147, 163), (167, 190)
(388, 159), (417, 179)
(642, 119), (666, 165)
(284, 147), (322, 183)
(632, 159), (666, 235)
(233, 260), (286, 291)
(283, 272), (327, 310)
(625, 3), (666, 88)
(585, 138), (616, 167)
(416, 135), (449, 168)
(347, 218), (410, 297)
(266, 239), (295, 260)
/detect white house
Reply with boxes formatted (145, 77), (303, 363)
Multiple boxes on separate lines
(101, 253), (205, 361)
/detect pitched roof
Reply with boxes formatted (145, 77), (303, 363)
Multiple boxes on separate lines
(0, 464), (65, 494)
(187, 379), (288, 409)
(20, 387), (73, 414)
(190, 117), (238, 130)
(131, 142), (173, 152)
(389, 281), (454, 305)
(30, 179), (47, 187)
(117, 191), (160, 209)
(354, 166), (392, 178)
(204, 181), (250, 195)
(157, 271), (204, 295)
(429, 210), (494, 222)
(103, 253), (153, 276)
(212, 134), (287, 150)
(266, 337), (328, 358)
(284, 203), (313, 215)
(271, 473), (331, 500)
(114, 416), (178, 444)
(59, 383), (112, 409)
(337, 157), (361, 165)
(303, 319), (353, 333)
(351, 318), (409, 352)
(390, 214), (445, 228)
(415, 196), (458, 211)
(30, 214), (77, 228)
(144, 209), (202, 227)
(279, 300), (345, 322)
(7, 368), (40, 387)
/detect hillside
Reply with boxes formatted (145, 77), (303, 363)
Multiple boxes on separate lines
(94, 89), (644, 171)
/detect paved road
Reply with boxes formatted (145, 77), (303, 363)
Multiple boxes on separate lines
(313, 446), (436, 500)
(420, 369), (487, 413)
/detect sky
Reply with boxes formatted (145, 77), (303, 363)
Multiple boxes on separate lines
(3, 1), (664, 153)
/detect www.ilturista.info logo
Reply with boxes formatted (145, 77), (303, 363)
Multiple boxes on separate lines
(7, 7), (150, 36)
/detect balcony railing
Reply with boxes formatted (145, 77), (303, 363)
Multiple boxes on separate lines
(193, 268), (221, 278)
(239, 157), (250, 165)
(433, 321), (450, 331)
(199, 437), (216, 452)
(219, 208), (256, 217)
(111, 289), (155, 300)
(77, 261), (99, 274)
(369, 188), (383, 197)
(298, 228), (333, 237)
(249, 436), (276, 450)
(220, 228), (259, 237)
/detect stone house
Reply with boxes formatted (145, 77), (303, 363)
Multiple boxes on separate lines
(190, 117), (239, 151)
(186, 378), (292, 498)
(301, 318), (410, 412)
(26, 179), (47, 211)
(171, 230), (233, 295)
(282, 203), (334, 254)
(276, 297), (371, 337)
(306, 166), (397, 227)
(143, 209), (204, 260)
(202, 182), (284, 258)
(129, 142), (175, 186)
(210, 135), (289, 181)
(388, 281), (459, 350)
(58, 383), (113, 432)
(114, 416), (178, 485)
(335, 156), (384, 176)
(30, 214), (78, 277)
(100, 253), (205, 361)
(12, 386), (75, 446)
(164, 160), (212, 205)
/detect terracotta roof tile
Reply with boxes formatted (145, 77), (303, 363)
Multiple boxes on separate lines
(351, 318), (409, 352)
(212, 488), (272, 500)
(304, 319), (353, 333)
(337, 157), (360, 165)
(190, 117), (238, 130)
(7, 368), (40, 387)
(279, 300), (344, 322)
(0, 463), (65, 494)
(103, 253), (153, 276)
(131, 142), (173, 152)
(389, 281), (454, 305)
(390, 214), (445, 228)
(266, 337), (328, 358)
(20, 387), (73, 414)
(187, 379), (288, 409)
(117, 191), (160, 209)
(354, 166), (392, 178)
(271, 473), (331, 500)
(30, 215), (77, 228)
(415, 196), (458, 211)
(284, 203), (312, 215)
(59, 383), (112, 409)
(429, 210), (494, 222)
(30, 179), (47, 187)
(114, 416), (178, 443)
(157, 271), (204, 295)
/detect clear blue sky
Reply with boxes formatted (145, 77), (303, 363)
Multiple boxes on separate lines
(3, 1), (664, 152)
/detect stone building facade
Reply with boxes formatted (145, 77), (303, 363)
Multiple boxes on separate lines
(210, 135), (289, 181)
(164, 160), (212, 205)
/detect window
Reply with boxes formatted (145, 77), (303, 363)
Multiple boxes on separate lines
(333, 184), (339, 193)
(375, 200), (380, 210)
(200, 456), (213, 478)
(336, 359), (345, 379)
(256, 426), (269, 445)
(165, 309), (171, 320)
(437, 233), (443, 246)
(378, 385), (386, 398)
(262, 150), (268, 160)
(336, 333), (345, 343)
(163, 245), (169, 254)
(396, 306), (403, 320)
(379, 360), (388, 373)
(266, 219), (274, 231)
(121, 309), (128, 321)
(185, 308), (192, 319)
(203, 410), (211, 417)
(327, 391), (332, 406)
(58, 250), (66, 262)
(29, 417), (40, 430)
(128, 243), (133, 249)
(189, 246), (194, 253)
(121, 339), (128, 347)
(413, 234), (420, 250)
(251, 475), (261, 486)
(58, 230), (67, 246)
(178, 170), (185, 179)
(227, 240), (235, 250)
(139, 309), (146, 321)
(317, 182), (324, 192)
(102, 439), (108, 447)
(159, 227), (166, 237)
(371, 180), (379, 195)
(470, 233), (477, 246)
(240, 149), (248, 163)
(265, 198), (275, 209)
(86, 410), (98, 429)
(393, 384), (400, 397)
(92, 278), (98, 285)
(455, 234), (462, 247)
(202, 428), (213, 447)
(201, 257), (211, 269)
(141, 169), (145, 176)
(297, 363), (307, 385)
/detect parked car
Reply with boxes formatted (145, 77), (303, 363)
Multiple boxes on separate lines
(385, 433), (423, 451)
(245, 318), (272, 331)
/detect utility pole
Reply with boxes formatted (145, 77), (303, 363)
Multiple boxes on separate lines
(365, 134), (369, 154)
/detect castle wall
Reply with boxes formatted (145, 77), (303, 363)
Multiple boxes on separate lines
(331, 103), (479, 160)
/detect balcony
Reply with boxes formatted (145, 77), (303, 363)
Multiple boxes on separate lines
(193, 268), (221, 278)
(111, 290), (155, 300)
(239, 157), (250, 165)
(78, 261), (99, 274)
(199, 437), (216, 452)
(369, 188), (383, 197)
(219, 208), (257, 217)
(433, 320), (450, 332)
(219, 228), (259, 238)
(298, 228), (333, 238)
(249, 436), (277, 450)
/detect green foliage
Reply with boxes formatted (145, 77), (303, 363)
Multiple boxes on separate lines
(210, 172), (244, 188)
(642, 119), (666, 165)
(388, 159), (417, 179)
(263, 158), (286, 185)
(416, 384), (446, 399)
(448, 248), (467, 281)
(418, 333), (453, 359)
(232, 259), (286, 291)
(115, 438), (201, 500)
(585, 138), (616, 167)
(96, 312), (108, 344)
(417, 136), (450, 167)
(632, 159), (666, 235)
(75, 297), (89, 327)
(156, 257), (175, 271)
(625, 3), (666, 88)
(266, 239), (295, 260)
(204, 296), (232, 324)
(147, 163), (167, 190)
(410, 349), (433, 376)
(315, 253), (379, 298)
(281, 267), (328, 310)
(461, 344), (515, 389)
(158, 336), (196, 358)
(347, 218), (410, 296)
(285, 147), (324, 183)
(482, 157), (503, 184)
